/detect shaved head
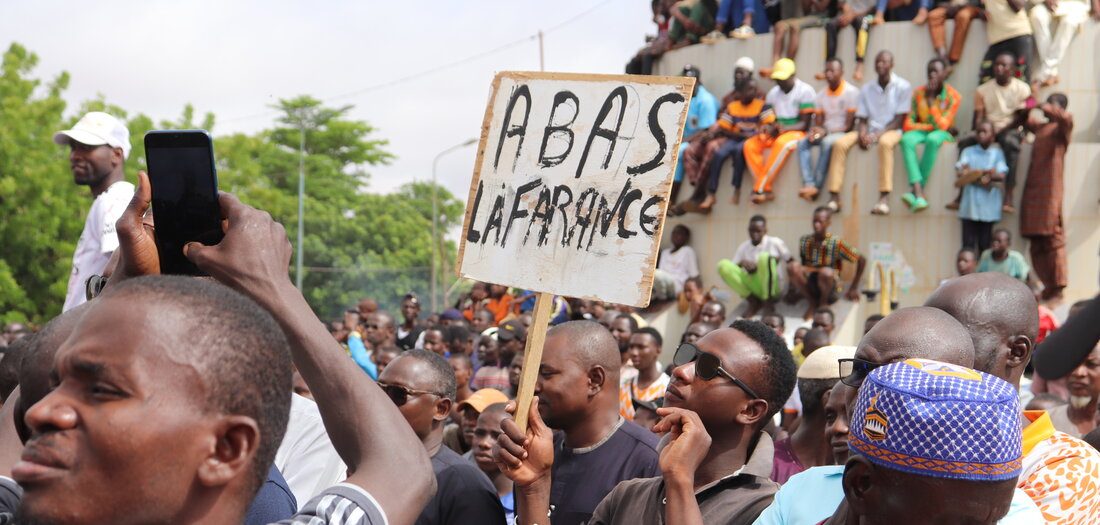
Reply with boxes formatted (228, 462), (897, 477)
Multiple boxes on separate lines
(856, 307), (975, 367)
(925, 273), (1038, 385)
(546, 320), (621, 375)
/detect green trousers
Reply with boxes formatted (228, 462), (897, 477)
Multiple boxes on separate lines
(901, 129), (953, 186)
(718, 252), (781, 301)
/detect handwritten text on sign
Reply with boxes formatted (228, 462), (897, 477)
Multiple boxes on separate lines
(457, 72), (693, 307)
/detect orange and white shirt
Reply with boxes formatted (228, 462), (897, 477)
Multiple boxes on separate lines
(618, 373), (670, 420)
(1019, 410), (1100, 524)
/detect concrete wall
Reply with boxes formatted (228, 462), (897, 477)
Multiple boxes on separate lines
(650, 19), (1100, 347)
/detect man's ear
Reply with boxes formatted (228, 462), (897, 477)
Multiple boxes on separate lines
(433, 397), (453, 423)
(588, 366), (608, 396)
(111, 146), (125, 167)
(197, 415), (261, 488)
(735, 398), (770, 427)
(1007, 335), (1033, 370)
(842, 456), (876, 515)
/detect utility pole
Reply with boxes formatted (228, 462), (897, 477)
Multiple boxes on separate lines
(431, 138), (478, 313)
(296, 123), (305, 290)
(538, 30), (545, 72)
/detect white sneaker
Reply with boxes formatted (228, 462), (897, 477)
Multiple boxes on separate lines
(731, 25), (755, 39)
(701, 30), (726, 44)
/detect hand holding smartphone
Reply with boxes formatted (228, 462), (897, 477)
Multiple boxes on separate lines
(144, 130), (225, 275)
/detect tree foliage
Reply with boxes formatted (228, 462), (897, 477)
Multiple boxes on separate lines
(0, 43), (461, 324)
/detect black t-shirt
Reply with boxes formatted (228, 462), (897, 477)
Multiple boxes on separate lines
(415, 446), (506, 525)
(396, 326), (423, 351)
(549, 419), (661, 525)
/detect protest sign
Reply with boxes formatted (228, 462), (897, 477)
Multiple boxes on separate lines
(456, 71), (693, 430)
(457, 71), (694, 308)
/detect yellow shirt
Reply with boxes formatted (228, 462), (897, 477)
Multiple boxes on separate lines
(985, 0), (1032, 44)
(976, 78), (1031, 130)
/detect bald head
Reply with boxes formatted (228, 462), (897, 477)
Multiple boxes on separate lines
(925, 273), (1038, 384)
(546, 320), (621, 375)
(857, 307), (975, 367)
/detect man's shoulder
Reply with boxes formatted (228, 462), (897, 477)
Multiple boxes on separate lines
(615, 419), (662, 452)
(433, 447), (495, 487)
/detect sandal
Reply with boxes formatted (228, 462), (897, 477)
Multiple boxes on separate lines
(870, 202), (890, 215)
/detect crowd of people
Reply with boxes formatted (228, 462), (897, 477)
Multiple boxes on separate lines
(631, 0), (1083, 309)
(0, 6), (1094, 520)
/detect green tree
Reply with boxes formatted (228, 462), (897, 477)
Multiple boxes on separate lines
(0, 43), (76, 323)
(215, 96), (462, 319)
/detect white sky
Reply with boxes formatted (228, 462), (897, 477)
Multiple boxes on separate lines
(2, 0), (654, 202)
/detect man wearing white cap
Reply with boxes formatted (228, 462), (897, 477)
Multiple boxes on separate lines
(54, 111), (135, 311)
(771, 345), (855, 484)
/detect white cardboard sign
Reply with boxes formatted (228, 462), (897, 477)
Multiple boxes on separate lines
(457, 72), (694, 307)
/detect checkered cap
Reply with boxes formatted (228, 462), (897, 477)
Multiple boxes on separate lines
(848, 358), (1022, 482)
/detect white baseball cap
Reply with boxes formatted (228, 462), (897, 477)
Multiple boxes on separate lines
(797, 345), (856, 379)
(53, 111), (131, 159)
(735, 57), (755, 72)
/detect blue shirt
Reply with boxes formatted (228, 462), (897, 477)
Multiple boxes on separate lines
(751, 465), (1044, 525)
(244, 465), (297, 525)
(685, 85), (719, 138)
(956, 144), (1008, 223)
(347, 333), (378, 380)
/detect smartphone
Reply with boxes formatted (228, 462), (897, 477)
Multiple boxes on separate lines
(144, 130), (224, 275)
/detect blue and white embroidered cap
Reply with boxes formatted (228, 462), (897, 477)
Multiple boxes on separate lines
(848, 358), (1023, 481)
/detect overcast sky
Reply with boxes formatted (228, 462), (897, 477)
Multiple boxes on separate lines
(3, 1), (654, 202)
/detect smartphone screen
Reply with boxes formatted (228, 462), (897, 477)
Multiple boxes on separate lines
(145, 130), (224, 275)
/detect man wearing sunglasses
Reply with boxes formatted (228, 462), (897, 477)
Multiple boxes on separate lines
(377, 350), (506, 525)
(927, 272), (1100, 524)
(498, 320), (796, 525)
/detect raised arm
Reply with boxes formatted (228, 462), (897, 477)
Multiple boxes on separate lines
(184, 194), (434, 525)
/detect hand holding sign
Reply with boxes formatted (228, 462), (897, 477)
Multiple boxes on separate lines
(458, 72), (693, 431)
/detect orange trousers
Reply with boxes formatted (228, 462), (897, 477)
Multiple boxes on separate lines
(744, 131), (805, 193)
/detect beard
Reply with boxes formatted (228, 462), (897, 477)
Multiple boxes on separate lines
(1069, 395), (1094, 409)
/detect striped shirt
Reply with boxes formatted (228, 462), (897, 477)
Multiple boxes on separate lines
(797, 234), (860, 269)
(275, 483), (387, 525)
(718, 98), (775, 134)
(903, 84), (962, 133)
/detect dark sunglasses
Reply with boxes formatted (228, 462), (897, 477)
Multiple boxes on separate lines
(377, 382), (443, 407)
(839, 358), (887, 388)
(673, 343), (760, 399)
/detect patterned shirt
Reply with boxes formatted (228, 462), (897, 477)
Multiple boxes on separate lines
(1018, 411), (1100, 524)
(619, 373), (670, 420)
(718, 98), (775, 134)
(903, 84), (962, 133)
(797, 234), (860, 270)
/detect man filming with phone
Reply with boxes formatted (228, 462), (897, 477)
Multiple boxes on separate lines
(53, 111), (135, 312)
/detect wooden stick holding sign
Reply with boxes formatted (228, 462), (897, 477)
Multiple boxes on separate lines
(455, 71), (693, 432)
(512, 293), (554, 432)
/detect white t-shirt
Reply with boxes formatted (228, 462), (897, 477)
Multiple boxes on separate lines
(64, 180), (134, 312)
(659, 246), (699, 294)
(275, 394), (348, 505)
(732, 235), (793, 291)
(766, 79), (817, 124)
(815, 80), (860, 133)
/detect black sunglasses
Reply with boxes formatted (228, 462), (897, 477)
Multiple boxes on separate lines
(377, 382), (443, 407)
(839, 358), (887, 388)
(673, 343), (760, 399)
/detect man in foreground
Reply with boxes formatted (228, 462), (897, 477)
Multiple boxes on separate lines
(819, 359), (1026, 524)
(496, 321), (796, 524)
(3, 178), (436, 524)
(927, 272), (1100, 522)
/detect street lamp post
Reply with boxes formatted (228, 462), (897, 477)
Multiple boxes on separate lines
(431, 138), (477, 313)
